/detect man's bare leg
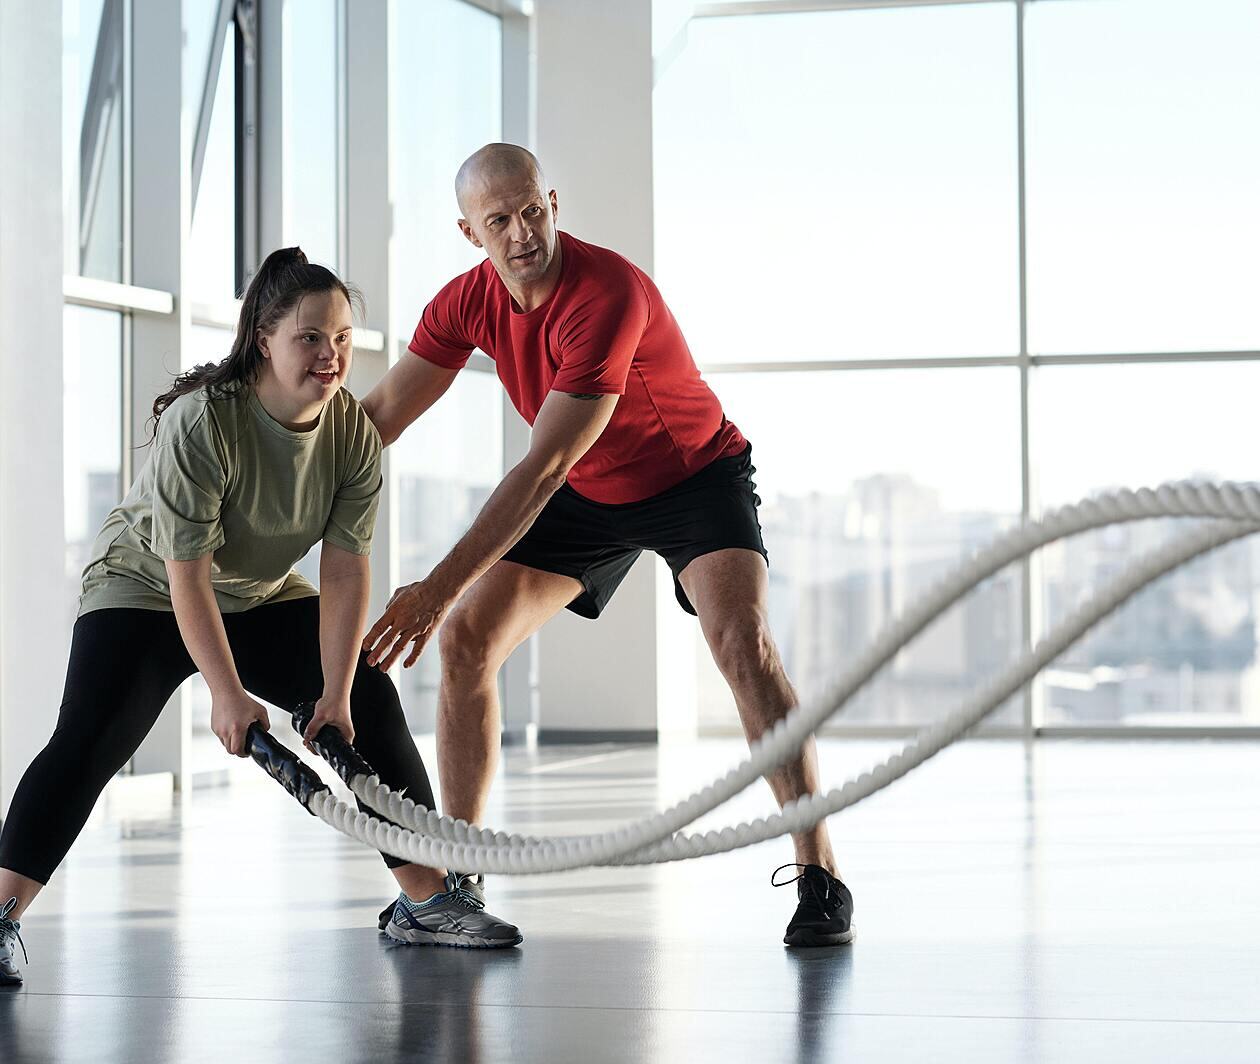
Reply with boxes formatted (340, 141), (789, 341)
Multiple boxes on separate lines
(435, 561), (581, 826)
(680, 549), (839, 876)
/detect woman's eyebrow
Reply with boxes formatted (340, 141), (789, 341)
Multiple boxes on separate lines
(292, 322), (355, 334)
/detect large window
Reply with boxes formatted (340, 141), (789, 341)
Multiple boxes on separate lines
(62, 0), (127, 612)
(62, 306), (124, 623)
(655, 0), (1260, 733)
(283, 0), (341, 269)
(704, 369), (1022, 728)
(1035, 362), (1260, 726)
(655, 2), (1019, 363)
(63, 0), (126, 282)
(390, 0), (505, 730)
(187, 4), (237, 309)
(390, 0), (503, 336)
(392, 374), (505, 730)
(1025, 0), (1260, 355)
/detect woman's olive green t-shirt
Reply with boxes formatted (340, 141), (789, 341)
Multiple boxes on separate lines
(78, 385), (382, 617)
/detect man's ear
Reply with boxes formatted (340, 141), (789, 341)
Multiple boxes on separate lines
(457, 218), (484, 249)
(549, 189), (559, 220)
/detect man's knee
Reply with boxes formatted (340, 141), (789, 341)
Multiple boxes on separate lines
(438, 606), (506, 682)
(710, 610), (781, 685)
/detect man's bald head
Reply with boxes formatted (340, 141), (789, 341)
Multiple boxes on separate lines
(455, 143), (547, 217)
(454, 143), (560, 294)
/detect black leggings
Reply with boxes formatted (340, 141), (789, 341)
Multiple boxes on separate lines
(0, 596), (436, 884)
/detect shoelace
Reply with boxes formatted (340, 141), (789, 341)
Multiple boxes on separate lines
(770, 863), (833, 910)
(449, 873), (485, 911)
(451, 887), (485, 911)
(0, 897), (27, 966)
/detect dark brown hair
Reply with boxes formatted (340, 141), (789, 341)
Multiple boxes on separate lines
(148, 247), (362, 439)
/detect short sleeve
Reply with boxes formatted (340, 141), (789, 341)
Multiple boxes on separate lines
(407, 273), (477, 371)
(323, 415), (383, 556)
(150, 404), (228, 561)
(550, 269), (650, 396)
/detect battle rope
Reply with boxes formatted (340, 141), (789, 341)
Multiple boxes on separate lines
(247, 481), (1260, 873)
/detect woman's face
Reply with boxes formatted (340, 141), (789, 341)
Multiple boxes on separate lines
(257, 289), (354, 403)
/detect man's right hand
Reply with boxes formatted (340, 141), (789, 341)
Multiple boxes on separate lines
(211, 689), (271, 757)
(363, 577), (457, 671)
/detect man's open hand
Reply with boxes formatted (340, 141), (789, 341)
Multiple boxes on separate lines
(362, 578), (453, 670)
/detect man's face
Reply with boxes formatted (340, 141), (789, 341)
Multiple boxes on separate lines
(459, 175), (560, 287)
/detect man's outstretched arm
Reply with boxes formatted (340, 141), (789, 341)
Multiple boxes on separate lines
(363, 390), (618, 670)
(360, 354), (460, 446)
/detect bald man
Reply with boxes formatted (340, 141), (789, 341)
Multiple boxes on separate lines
(361, 144), (852, 948)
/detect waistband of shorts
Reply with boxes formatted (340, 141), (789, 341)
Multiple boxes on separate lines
(561, 442), (754, 510)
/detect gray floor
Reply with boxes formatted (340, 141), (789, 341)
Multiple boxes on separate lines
(2, 736), (1258, 1063)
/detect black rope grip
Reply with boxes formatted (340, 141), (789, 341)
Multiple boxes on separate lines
(245, 723), (329, 814)
(290, 701), (378, 786)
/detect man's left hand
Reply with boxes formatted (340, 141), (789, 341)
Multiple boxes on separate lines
(363, 578), (453, 670)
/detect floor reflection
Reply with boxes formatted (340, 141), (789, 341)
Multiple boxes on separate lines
(367, 941), (523, 1064)
(788, 946), (856, 1064)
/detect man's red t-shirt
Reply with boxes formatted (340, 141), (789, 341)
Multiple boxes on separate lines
(407, 231), (746, 505)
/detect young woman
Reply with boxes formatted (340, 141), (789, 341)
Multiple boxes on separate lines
(0, 249), (520, 985)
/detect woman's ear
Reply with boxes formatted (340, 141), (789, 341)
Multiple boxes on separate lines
(256, 331), (271, 359)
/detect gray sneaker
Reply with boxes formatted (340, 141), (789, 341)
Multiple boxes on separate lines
(383, 874), (521, 949)
(0, 898), (26, 986)
(378, 872), (485, 930)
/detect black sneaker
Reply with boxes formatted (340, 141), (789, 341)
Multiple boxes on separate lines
(378, 872), (487, 931)
(774, 864), (855, 947)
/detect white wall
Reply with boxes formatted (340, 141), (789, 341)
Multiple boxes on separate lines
(0, 2), (69, 813)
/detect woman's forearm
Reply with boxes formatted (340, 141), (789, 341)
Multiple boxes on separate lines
(318, 552), (371, 702)
(165, 556), (244, 698)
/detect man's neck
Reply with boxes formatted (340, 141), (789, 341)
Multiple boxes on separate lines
(502, 238), (564, 313)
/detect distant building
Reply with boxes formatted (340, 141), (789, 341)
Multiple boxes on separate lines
(702, 475), (1260, 730)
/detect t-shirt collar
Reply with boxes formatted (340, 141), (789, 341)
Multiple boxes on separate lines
(247, 386), (325, 441)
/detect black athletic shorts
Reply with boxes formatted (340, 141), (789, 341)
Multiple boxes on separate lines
(503, 443), (767, 618)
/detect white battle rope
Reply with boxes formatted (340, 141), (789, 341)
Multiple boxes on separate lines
(307, 482), (1260, 873)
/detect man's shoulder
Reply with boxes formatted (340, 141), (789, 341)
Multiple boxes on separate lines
(560, 232), (649, 305)
(429, 256), (502, 323)
(439, 256), (499, 300)
(563, 232), (642, 281)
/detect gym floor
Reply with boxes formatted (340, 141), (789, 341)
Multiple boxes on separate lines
(1, 736), (1257, 1063)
